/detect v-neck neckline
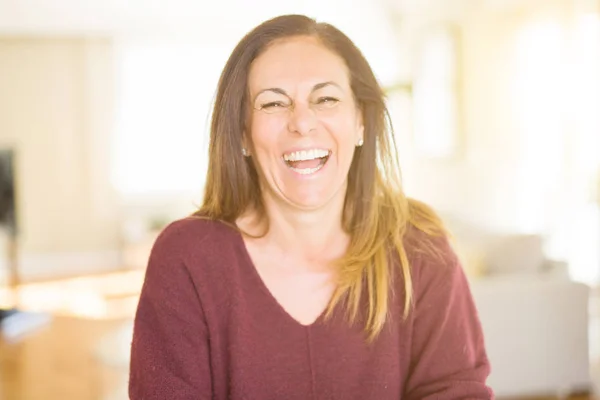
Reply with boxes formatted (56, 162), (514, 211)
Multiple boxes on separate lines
(233, 229), (330, 329)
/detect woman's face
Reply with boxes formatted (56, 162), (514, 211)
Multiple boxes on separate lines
(247, 36), (364, 211)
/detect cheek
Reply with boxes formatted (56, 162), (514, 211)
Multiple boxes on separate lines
(249, 117), (287, 178)
(250, 115), (286, 150)
(321, 115), (359, 152)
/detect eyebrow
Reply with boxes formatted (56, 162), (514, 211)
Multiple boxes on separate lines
(253, 81), (343, 102)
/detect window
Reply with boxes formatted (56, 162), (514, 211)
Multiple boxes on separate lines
(111, 40), (228, 200)
(412, 26), (460, 159)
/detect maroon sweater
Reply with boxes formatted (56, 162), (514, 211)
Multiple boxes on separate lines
(129, 218), (493, 399)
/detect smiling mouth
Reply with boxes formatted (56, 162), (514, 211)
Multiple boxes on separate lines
(282, 149), (331, 175)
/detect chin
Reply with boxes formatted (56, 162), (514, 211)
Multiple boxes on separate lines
(280, 182), (345, 211)
(265, 164), (349, 211)
(286, 196), (330, 211)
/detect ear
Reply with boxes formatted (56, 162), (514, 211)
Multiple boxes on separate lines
(242, 131), (251, 156)
(356, 111), (365, 144)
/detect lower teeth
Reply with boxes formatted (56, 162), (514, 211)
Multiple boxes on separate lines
(290, 165), (322, 175)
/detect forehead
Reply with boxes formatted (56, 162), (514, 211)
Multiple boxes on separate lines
(248, 36), (350, 92)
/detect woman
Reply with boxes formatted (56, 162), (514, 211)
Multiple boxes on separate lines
(129, 14), (493, 399)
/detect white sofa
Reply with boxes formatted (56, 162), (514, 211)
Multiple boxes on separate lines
(470, 274), (591, 397)
(442, 215), (593, 397)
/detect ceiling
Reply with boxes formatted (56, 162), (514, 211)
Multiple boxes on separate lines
(0, 0), (390, 35)
(0, 0), (560, 86)
(0, 0), (407, 84)
(0, 0), (548, 36)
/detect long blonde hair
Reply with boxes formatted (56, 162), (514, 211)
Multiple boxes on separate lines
(197, 14), (447, 340)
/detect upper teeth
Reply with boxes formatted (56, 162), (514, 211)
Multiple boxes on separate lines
(283, 149), (329, 162)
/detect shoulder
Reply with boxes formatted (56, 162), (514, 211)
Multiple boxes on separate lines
(143, 217), (247, 305)
(148, 216), (242, 271)
(403, 224), (464, 295)
(153, 216), (238, 252)
(404, 224), (456, 264)
(400, 198), (461, 280)
(158, 216), (237, 243)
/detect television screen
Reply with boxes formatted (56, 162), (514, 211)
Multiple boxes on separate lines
(0, 149), (17, 236)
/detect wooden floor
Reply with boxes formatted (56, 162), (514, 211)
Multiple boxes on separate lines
(0, 316), (130, 400)
(0, 270), (141, 400)
(504, 397), (595, 400)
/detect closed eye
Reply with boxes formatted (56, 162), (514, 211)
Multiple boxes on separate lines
(260, 101), (289, 110)
(316, 97), (340, 105)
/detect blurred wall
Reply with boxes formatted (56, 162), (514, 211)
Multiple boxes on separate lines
(0, 37), (121, 279)
(398, 0), (578, 234)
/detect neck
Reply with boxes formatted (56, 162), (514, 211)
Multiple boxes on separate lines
(240, 189), (349, 261)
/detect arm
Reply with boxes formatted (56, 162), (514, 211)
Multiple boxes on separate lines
(404, 240), (493, 399)
(129, 227), (212, 399)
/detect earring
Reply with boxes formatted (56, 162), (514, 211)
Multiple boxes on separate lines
(357, 138), (364, 147)
(242, 148), (248, 156)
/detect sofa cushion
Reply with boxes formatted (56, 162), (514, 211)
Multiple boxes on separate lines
(442, 214), (547, 277)
(484, 234), (545, 275)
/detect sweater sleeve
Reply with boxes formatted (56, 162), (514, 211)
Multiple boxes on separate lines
(129, 226), (212, 399)
(404, 239), (493, 399)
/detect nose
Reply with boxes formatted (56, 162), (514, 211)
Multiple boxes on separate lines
(287, 102), (317, 136)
